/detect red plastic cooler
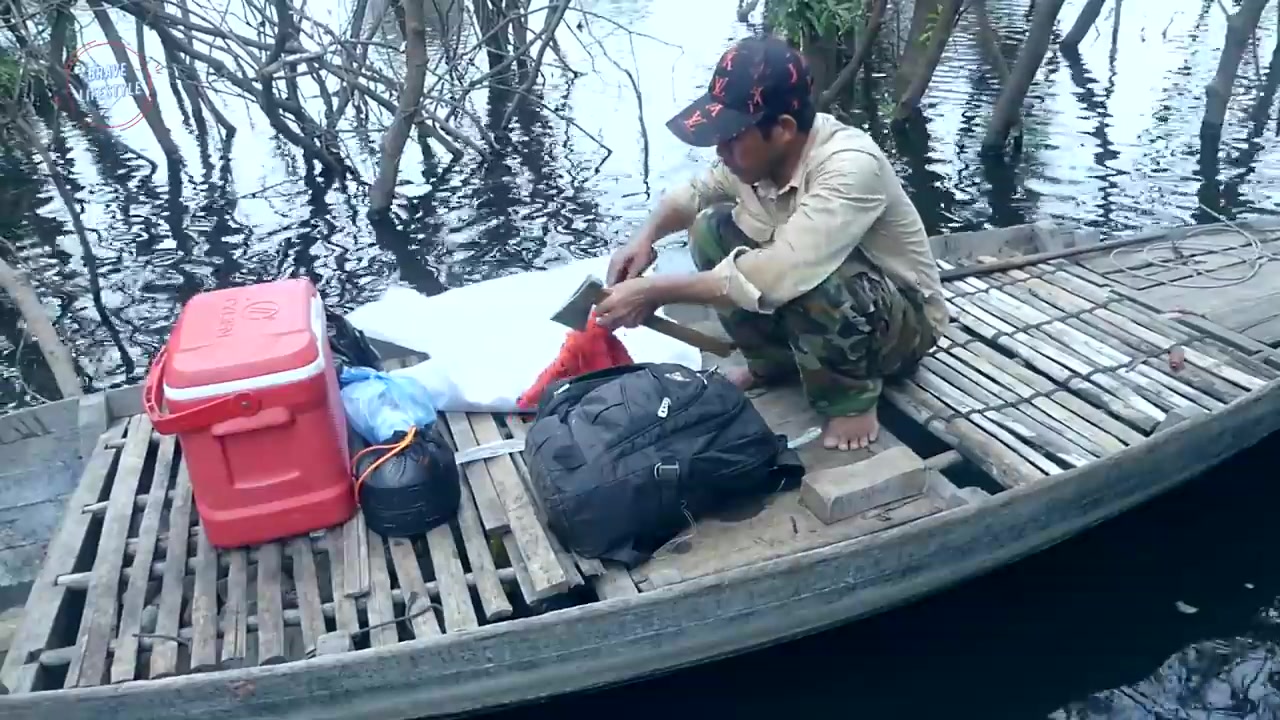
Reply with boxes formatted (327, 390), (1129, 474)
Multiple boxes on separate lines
(144, 277), (355, 548)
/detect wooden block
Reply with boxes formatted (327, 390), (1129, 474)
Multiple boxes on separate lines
(314, 632), (353, 656)
(1154, 405), (1208, 433)
(799, 446), (929, 525)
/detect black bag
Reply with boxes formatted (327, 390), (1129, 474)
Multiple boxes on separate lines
(522, 362), (805, 568)
(353, 423), (460, 538)
(325, 308), (381, 373)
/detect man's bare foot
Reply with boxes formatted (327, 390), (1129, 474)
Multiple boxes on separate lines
(823, 410), (880, 451)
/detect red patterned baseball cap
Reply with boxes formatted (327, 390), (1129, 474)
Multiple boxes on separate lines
(666, 35), (814, 147)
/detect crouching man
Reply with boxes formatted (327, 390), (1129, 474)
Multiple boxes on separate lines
(595, 35), (950, 451)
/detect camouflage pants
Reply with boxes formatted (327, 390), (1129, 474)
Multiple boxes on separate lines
(690, 204), (938, 417)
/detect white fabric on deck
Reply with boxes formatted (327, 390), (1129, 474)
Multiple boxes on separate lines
(345, 254), (704, 413)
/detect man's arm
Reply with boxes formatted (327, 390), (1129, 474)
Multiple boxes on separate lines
(647, 150), (888, 312)
(634, 162), (738, 246)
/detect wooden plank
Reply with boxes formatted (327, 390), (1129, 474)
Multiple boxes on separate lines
(1124, 249), (1280, 318)
(452, 480), (512, 622)
(189, 528), (219, 671)
(921, 356), (1099, 465)
(287, 538), (327, 655)
(2, 663), (38, 694)
(950, 274), (1189, 418)
(341, 512), (370, 598)
(1244, 315), (1280, 346)
(438, 420), (512, 621)
(444, 412), (508, 533)
(1044, 264), (1269, 391)
(592, 563), (639, 600)
(64, 415), (152, 688)
(632, 487), (946, 591)
(363, 529), (399, 647)
(501, 534), (537, 604)
(424, 522), (479, 632)
(109, 433), (175, 682)
(468, 414), (568, 600)
(935, 281), (1160, 432)
(220, 550), (249, 668)
(504, 418), (583, 589)
(255, 543), (286, 664)
(149, 458), (194, 678)
(76, 393), (108, 464)
(1060, 262), (1280, 381)
(323, 532), (360, 637)
(936, 335), (1133, 451)
(1171, 312), (1280, 370)
(998, 272), (1238, 407)
(883, 380), (1046, 488)
(909, 367), (1066, 474)
(505, 416), (589, 585)
(386, 538), (442, 638)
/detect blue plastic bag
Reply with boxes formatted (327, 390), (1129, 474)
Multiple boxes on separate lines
(339, 366), (438, 444)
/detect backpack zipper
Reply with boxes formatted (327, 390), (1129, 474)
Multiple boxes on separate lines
(604, 368), (720, 453)
(657, 397), (671, 418)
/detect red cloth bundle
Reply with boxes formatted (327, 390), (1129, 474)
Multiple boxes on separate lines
(517, 314), (634, 410)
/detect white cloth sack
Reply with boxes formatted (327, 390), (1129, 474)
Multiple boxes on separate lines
(345, 254), (703, 413)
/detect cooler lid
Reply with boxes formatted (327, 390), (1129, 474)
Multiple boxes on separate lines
(165, 278), (324, 392)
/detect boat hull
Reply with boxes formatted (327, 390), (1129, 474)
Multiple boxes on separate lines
(3, 377), (1276, 719)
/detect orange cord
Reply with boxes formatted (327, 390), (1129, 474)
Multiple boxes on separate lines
(350, 424), (418, 503)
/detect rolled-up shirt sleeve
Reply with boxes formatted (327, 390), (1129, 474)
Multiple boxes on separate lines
(711, 150), (888, 313)
(664, 161), (738, 219)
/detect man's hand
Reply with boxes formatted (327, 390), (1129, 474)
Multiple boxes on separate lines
(595, 278), (657, 330)
(606, 237), (657, 285)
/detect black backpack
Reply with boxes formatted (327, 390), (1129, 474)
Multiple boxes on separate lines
(522, 363), (805, 568)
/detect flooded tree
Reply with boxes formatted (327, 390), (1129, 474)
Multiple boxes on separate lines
(0, 0), (616, 215)
(1201, 0), (1273, 155)
(769, 0), (1065, 158)
(980, 0), (1065, 155)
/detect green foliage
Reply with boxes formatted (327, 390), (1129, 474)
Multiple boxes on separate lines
(0, 51), (22, 107)
(917, 5), (945, 47)
(768, 0), (866, 46)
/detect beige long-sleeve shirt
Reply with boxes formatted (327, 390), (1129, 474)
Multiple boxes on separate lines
(666, 113), (949, 336)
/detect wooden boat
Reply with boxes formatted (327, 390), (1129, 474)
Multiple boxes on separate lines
(3, 216), (1280, 718)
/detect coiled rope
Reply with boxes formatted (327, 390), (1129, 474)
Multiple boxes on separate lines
(1108, 204), (1280, 289)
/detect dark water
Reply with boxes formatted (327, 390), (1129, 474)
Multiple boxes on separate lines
(3, 0), (1280, 715)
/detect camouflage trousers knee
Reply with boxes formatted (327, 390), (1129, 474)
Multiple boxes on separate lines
(688, 204), (938, 417)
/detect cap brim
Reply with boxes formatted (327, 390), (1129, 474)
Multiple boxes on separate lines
(665, 94), (757, 147)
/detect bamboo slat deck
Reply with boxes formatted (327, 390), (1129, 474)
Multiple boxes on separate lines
(881, 257), (1275, 488)
(3, 219), (1280, 696)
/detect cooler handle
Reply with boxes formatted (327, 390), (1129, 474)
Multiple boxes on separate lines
(144, 344), (263, 435)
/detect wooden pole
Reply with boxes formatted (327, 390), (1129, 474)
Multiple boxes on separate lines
(936, 227), (1178, 281)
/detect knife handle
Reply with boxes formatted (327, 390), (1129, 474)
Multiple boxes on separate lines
(642, 315), (736, 357)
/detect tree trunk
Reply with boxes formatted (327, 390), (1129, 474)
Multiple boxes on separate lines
(972, 0), (1011, 82)
(1201, 0), (1271, 149)
(87, 0), (182, 160)
(895, 0), (944, 99)
(980, 0), (1066, 155)
(1059, 0), (1106, 52)
(816, 0), (886, 111)
(893, 0), (962, 121)
(369, 0), (428, 215)
(803, 32), (839, 101)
